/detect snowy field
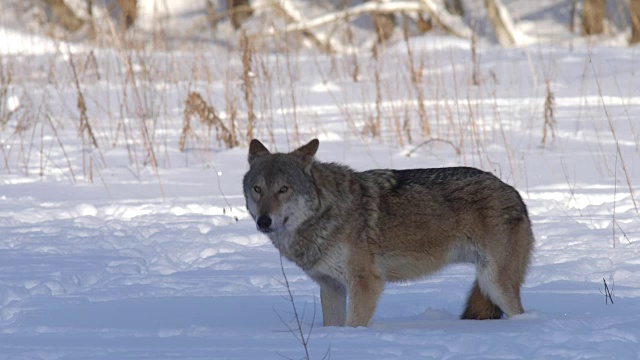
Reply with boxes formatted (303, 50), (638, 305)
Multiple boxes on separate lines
(1, 9), (640, 359)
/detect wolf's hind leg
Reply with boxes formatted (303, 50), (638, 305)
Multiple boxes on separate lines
(461, 280), (503, 319)
(319, 277), (347, 326)
(475, 261), (525, 318)
(476, 222), (532, 318)
(493, 269), (525, 317)
(346, 272), (384, 327)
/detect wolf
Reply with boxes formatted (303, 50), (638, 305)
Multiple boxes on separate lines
(243, 139), (534, 327)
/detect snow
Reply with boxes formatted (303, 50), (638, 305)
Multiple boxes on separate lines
(1, 3), (640, 358)
(0, 28), (70, 55)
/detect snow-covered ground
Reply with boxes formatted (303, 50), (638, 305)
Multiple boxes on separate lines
(1, 10), (640, 359)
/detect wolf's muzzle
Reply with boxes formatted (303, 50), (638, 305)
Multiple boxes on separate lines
(256, 215), (272, 232)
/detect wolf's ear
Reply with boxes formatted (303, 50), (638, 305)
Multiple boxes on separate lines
(291, 139), (319, 174)
(248, 139), (270, 163)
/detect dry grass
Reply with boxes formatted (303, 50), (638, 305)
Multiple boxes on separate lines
(0, 5), (637, 221)
(540, 78), (556, 147)
(0, 58), (16, 129)
(589, 54), (638, 213)
(402, 19), (430, 139)
(180, 91), (235, 152)
(241, 31), (257, 141)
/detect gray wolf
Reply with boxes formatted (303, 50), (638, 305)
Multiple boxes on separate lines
(243, 139), (534, 327)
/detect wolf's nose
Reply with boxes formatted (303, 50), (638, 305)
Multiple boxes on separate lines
(257, 215), (272, 230)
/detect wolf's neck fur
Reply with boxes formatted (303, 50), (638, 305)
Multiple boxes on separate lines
(268, 161), (397, 270)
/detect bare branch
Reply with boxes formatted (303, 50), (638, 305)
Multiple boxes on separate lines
(281, 1), (422, 34)
(405, 138), (461, 157)
(278, 254), (311, 360)
(256, 0), (473, 51)
(589, 54), (638, 213)
(417, 0), (472, 39)
(485, 0), (523, 46)
(603, 278), (614, 304)
(269, 0), (341, 53)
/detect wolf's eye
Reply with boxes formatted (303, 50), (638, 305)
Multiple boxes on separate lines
(279, 186), (289, 194)
(253, 186), (262, 194)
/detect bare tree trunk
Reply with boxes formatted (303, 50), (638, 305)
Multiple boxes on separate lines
(631, 0), (640, 44)
(43, 0), (84, 32)
(228, 0), (253, 29)
(582, 0), (605, 35)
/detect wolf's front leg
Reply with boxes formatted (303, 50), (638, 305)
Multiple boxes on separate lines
(319, 278), (347, 326)
(346, 273), (385, 327)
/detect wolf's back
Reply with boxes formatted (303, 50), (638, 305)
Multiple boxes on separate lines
(379, 167), (529, 220)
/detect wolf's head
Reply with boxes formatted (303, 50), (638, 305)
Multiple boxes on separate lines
(243, 139), (320, 235)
